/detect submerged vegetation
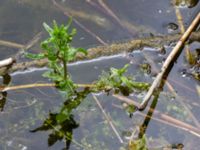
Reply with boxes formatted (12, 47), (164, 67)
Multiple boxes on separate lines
(25, 20), (150, 149)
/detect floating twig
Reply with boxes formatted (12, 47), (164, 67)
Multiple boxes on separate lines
(0, 39), (24, 49)
(0, 83), (95, 92)
(138, 12), (200, 110)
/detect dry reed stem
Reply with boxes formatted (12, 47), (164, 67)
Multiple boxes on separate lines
(138, 12), (200, 110)
(0, 83), (95, 92)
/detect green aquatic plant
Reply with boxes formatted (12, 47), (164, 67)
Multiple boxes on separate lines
(26, 19), (150, 149)
(128, 134), (148, 150)
(26, 19), (87, 97)
(95, 64), (150, 96)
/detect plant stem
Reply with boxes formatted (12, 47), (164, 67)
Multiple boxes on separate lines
(63, 49), (68, 80)
(63, 59), (67, 80)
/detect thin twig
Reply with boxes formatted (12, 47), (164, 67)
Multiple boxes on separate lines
(0, 40), (24, 49)
(197, 85), (200, 97)
(0, 83), (95, 92)
(92, 94), (124, 143)
(138, 12), (200, 110)
(52, 0), (107, 45)
(97, 0), (156, 35)
(0, 32), (42, 69)
(14, 32), (42, 60)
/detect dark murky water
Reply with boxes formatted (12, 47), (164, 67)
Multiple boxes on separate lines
(0, 0), (200, 149)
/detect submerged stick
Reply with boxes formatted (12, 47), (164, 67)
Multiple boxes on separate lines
(52, 0), (107, 45)
(0, 40), (24, 49)
(113, 94), (200, 137)
(138, 12), (200, 110)
(92, 94), (124, 143)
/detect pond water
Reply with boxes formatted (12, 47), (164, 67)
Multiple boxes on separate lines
(0, 0), (200, 150)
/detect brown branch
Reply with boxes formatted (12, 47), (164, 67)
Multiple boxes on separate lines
(138, 12), (200, 110)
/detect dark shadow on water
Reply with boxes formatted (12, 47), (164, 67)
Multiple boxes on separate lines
(30, 88), (90, 150)
(30, 113), (79, 150)
(0, 73), (11, 111)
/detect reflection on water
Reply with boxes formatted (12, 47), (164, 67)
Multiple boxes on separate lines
(0, 0), (200, 149)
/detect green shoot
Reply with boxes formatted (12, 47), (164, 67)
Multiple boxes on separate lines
(25, 19), (87, 97)
(95, 64), (150, 95)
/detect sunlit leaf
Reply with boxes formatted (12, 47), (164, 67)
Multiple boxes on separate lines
(24, 52), (45, 59)
(43, 22), (53, 35)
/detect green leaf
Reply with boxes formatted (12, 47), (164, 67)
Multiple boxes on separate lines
(43, 22), (53, 35)
(126, 104), (136, 114)
(70, 28), (77, 37)
(56, 113), (69, 124)
(77, 47), (87, 55)
(67, 47), (87, 61)
(42, 71), (63, 82)
(121, 76), (132, 88)
(65, 17), (72, 30)
(24, 52), (45, 59)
